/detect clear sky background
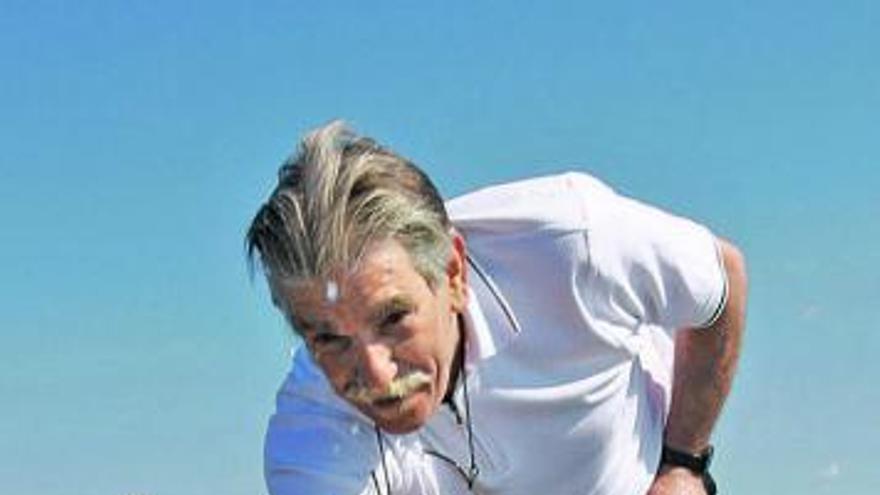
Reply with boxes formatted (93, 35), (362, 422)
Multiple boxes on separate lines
(2, 1), (878, 494)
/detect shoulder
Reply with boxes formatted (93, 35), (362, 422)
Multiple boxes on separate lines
(265, 348), (379, 494)
(446, 171), (616, 237)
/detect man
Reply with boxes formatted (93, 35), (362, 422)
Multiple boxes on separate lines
(246, 121), (747, 494)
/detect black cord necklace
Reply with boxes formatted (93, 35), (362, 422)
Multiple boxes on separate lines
(423, 356), (479, 490)
(373, 328), (479, 493)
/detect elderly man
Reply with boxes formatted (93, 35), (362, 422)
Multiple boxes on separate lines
(246, 121), (747, 495)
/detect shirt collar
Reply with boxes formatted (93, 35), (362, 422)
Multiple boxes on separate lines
(461, 254), (521, 368)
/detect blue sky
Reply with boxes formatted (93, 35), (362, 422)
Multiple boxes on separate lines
(1, 1), (878, 494)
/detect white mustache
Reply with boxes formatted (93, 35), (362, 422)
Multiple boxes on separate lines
(344, 371), (431, 404)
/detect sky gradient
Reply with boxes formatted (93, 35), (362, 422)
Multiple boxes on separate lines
(2, 2), (878, 494)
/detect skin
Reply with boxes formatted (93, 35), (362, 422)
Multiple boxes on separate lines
(647, 239), (748, 495)
(277, 234), (469, 434)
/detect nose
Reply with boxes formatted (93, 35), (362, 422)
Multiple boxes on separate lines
(354, 340), (398, 391)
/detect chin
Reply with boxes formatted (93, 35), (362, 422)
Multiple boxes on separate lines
(378, 418), (424, 434)
(372, 394), (437, 434)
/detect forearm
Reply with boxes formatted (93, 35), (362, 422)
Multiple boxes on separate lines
(664, 239), (747, 452)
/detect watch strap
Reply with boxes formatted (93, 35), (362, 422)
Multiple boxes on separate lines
(661, 444), (713, 473)
(660, 445), (717, 495)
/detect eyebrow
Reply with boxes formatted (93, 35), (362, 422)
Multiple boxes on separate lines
(293, 295), (415, 336)
(369, 295), (416, 326)
(292, 316), (330, 336)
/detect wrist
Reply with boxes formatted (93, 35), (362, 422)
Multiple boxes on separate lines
(659, 444), (717, 495)
(660, 444), (714, 473)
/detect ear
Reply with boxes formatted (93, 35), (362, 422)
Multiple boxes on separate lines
(446, 229), (469, 312)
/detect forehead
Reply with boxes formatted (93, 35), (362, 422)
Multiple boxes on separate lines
(279, 239), (426, 324)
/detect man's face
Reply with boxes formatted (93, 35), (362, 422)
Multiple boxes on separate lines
(279, 237), (467, 433)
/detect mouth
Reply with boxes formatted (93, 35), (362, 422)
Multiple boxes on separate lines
(346, 371), (432, 408)
(372, 395), (405, 410)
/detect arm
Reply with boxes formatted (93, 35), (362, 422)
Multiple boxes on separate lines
(648, 239), (748, 494)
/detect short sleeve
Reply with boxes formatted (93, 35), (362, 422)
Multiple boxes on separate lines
(265, 412), (379, 494)
(570, 173), (728, 332)
(264, 350), (381, 495)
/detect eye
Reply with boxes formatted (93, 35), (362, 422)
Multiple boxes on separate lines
(377, 311), (410, 338)
(310, 333), (351, 354)
(387, 309), (412, 327)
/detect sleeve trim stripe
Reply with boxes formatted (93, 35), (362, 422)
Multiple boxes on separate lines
(698, 238), (729, 329)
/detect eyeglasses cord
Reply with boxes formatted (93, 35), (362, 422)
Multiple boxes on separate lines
(373, 339), (478, 493)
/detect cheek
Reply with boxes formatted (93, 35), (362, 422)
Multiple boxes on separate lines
(397, 318), (441, 361)
(316, 357), (355, 389)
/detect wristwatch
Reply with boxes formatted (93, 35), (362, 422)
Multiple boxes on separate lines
(660, 444), (717, 495)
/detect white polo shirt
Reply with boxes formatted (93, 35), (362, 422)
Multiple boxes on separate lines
(264, 172), (727, 495)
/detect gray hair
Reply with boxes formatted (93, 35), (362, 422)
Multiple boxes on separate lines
(246, 121), (452, 313)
